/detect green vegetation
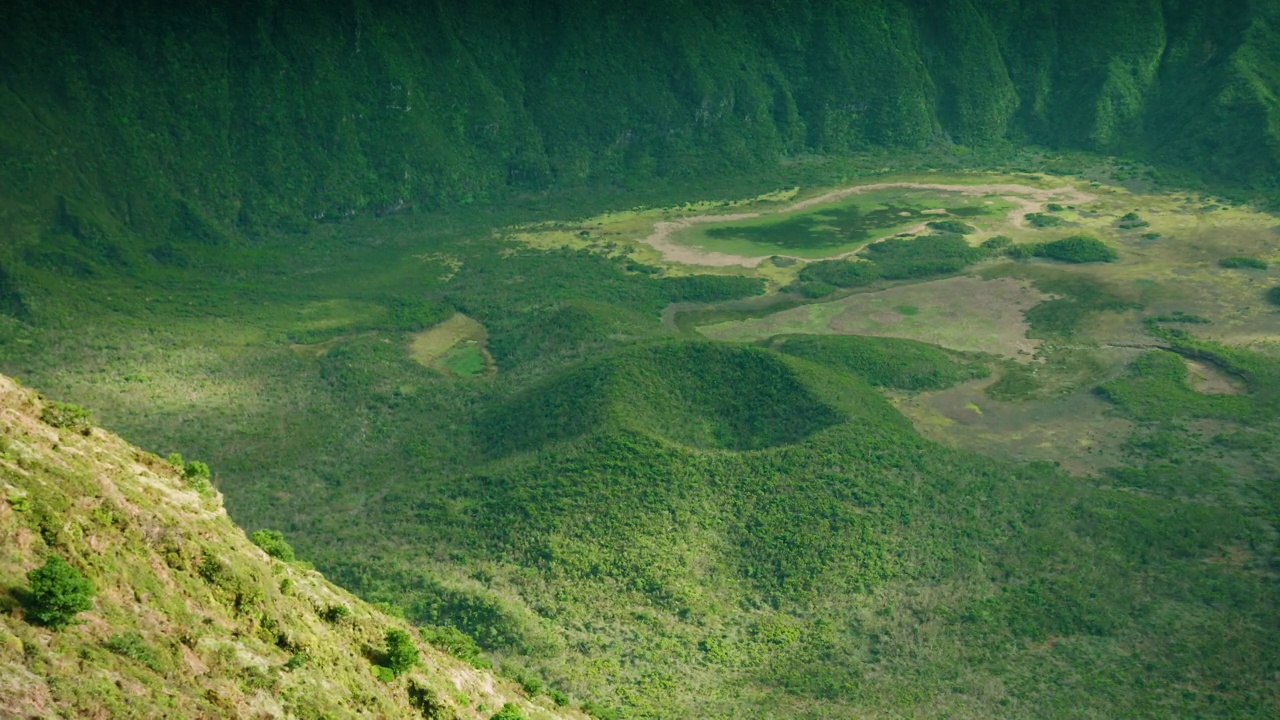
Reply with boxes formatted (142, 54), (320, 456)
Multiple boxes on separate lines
(1117, 212), (1151, 229)
(385, 629), (421, 677)
(774, 335), (989, 391)
(1268, 286), (1280, 306)
(925, 220), (976, 234)
(795, 259), (881, 288)
(10, 162), (1279, 715)
(1150, 311), (1211, 324)
(492, 704), (528, 720)
(249, 530), (296, 562)
(4, 0), (1278, 286)
(860, 233), (987, 279)
(984, 266), (1139, 339)
(1096, 350), (1253, 421)
(103, 632), (171, 673)
(3, 2), (1280, 717)
(678, 190), (1003, 259)
(703, 203), (920, 251)
(1031, 236), (1119, 263)
(1218, 256), (1268, 269)
(0, 377), (564, 718)
(182, 460), (214, 497)
(39, 401), (93, 433)
(1025, 213), (1064, 228)
(480, 342), (844, 454)
(980, 235), (1013, 251)
(23, 556), (94, 630)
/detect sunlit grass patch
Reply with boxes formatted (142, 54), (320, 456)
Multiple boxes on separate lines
(408, 314), (496, 377)
(700, 276), (1049, 360)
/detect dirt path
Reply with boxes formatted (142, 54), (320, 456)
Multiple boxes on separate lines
(639, 182), (1097, 267)
(640, 213), (769, 267)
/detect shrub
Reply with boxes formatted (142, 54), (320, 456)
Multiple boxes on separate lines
(776, 335), (988, 391)
(797, 259), (880, 288)
(1219, 256), (1268, 270)
(184, 461), (210, 480)
(925, 220), (975, 234)
(1149, 312), (1210, 325)
(1032, 236), (1117, 263)
(1117, 212), (1150, 229)
(104, 632), (170, 672)
(385, 628), (420, 677)
(24, 556), (94, 629)
(861, 233), (984, 279)
(183, 461), (213, 496)
(385, 298), (452, 332)
(1267, 286), (1280, 307)
(980, 235), (1012, 251)
(321, 604), (351, 622)
(39, 401), (93, 433)
(249, 530), (296, 562)
(517, 672), (543, 696)
(660, 274), (765, 303)
(1005, 243), (1035, 259)
(491, 704), (527, 720)
(1025, 213), (1063, 228)
(420, 624), (490, 668)
(789, 281), (838, 298)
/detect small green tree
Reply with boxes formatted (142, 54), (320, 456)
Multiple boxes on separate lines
(183, 461), (210, 480)
(385, 628), (420, 677)
(249, 530), (296, 561)
(25, 556), (94, 629)
(183, 461), (213, 496)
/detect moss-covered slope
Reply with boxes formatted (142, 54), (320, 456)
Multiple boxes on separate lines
(0, 374), (581, 720)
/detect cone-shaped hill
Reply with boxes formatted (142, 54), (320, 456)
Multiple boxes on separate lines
(0, 375), (582, 720)
(477, 341), (896, 455)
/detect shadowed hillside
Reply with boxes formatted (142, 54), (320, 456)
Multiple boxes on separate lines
(1, 0), (1278, 273)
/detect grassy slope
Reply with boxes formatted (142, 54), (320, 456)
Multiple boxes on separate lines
(0, 374), (583, 720)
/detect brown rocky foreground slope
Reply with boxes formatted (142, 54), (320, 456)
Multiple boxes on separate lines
(0, 374), (581, 720)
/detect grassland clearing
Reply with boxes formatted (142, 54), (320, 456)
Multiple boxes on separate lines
(700, 276), (1050, 359)
(409, 314), (495, 377)
(892, 353), (1137, 475)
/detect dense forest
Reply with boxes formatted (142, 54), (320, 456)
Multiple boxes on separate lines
(1, 0), (1278, 263)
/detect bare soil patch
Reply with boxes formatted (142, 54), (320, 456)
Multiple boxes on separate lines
(1185, 359), (1246, 395)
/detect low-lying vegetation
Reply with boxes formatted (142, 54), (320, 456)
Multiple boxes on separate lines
(1006, 235), (1118, 263)
(1218, 256), (1268, 270)
(773, 335), (990, 391)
